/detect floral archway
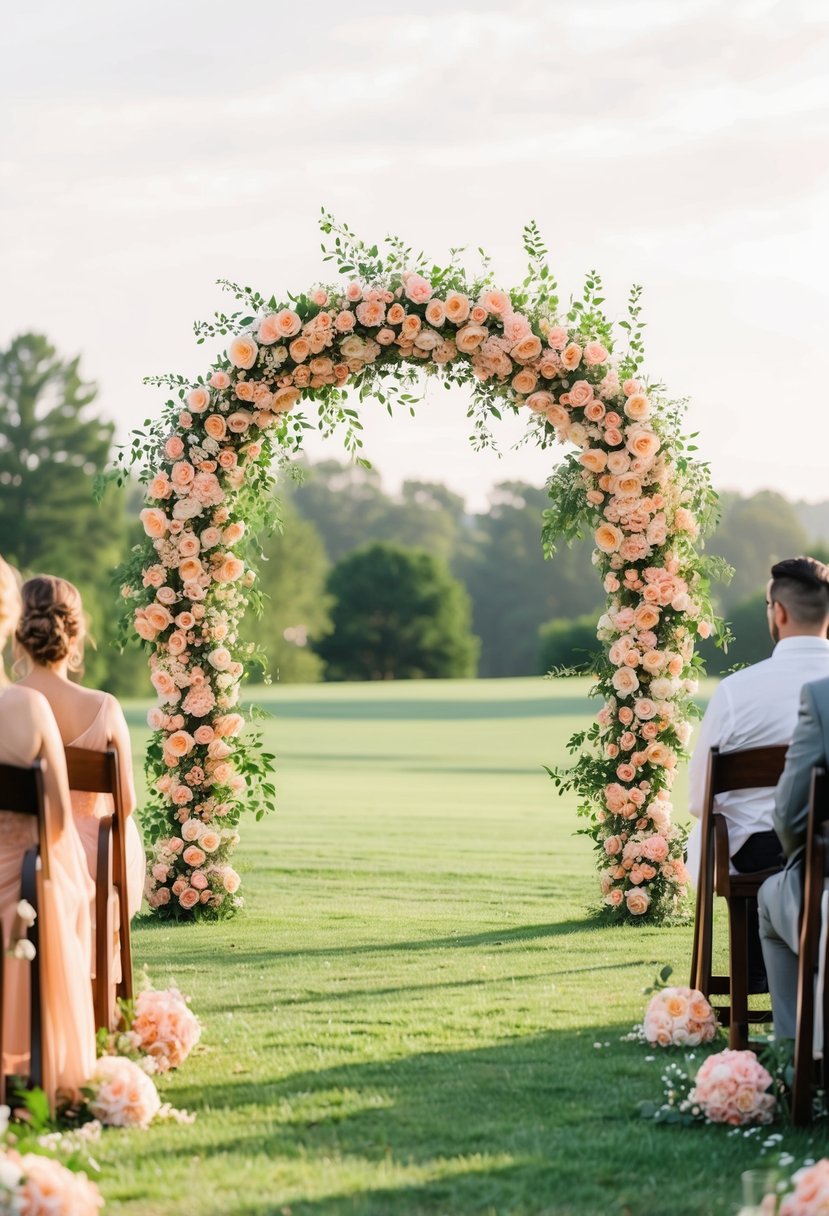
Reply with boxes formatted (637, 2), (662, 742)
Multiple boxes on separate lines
(118, 214), (722, 925)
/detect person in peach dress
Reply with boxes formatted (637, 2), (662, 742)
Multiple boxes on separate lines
(0, 556), (96, 1106)
(16, 576), (146, 1011)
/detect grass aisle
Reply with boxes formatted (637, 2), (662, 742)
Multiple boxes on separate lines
(102, 678), (819, 1216)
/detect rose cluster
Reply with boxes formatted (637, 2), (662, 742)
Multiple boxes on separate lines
(129, 986), (202, 1073)
(126, 239), (716, 921)
(88, 1055), (162, 1129)
(688, 1049), (775, 1126)
(0, 1150), (104, 1216)
(643, 986), (718, 1048)
(775, 1160), (829, 1216)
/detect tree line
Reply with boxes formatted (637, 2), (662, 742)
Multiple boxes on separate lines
(2, 333), (827, 690)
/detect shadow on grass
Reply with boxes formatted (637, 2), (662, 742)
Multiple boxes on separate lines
(133, 917), (603, 954)
(161, 1026), (738, 1216)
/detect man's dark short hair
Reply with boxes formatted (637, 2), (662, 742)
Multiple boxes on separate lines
(769, 556), (829, 626)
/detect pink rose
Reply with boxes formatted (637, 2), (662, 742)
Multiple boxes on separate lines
(210, 370), (231, 390)
(625, 887), (651, 915)
(182, 845), (206, 867)
(479, 289), (510, 315)
(404, 274), (433, 305)
(583, 341), (608, 366)
(179, 887), (200, 909)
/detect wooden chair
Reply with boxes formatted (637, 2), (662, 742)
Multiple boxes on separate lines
(792, 766), (829, 1126)
(65, 746), (133, 1030)
(690, 744), (788, 1049)
(0, 759), (49, 1100)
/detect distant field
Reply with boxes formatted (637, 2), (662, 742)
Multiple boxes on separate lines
(99, 676), (805, 1216)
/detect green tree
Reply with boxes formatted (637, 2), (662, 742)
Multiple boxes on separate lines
(315, 542), (479, 680)
(709, 491), (810, 610)
(538, 613), (601, 674)
(458, 481), (601, 677)
(0, 333), (135, 692)
(244, 503), (331, 683)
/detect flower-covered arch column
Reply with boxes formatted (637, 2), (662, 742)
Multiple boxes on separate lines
(118, 215), (723, 924)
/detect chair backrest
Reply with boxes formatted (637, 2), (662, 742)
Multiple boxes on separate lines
(792, 767), (829, 1124)
(0, 760), (49, 879)
(64, 746), (119, 799)
(0, 760), (45, 816)
(708, 745), (790, 797)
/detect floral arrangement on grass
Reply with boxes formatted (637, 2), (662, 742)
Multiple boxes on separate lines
(0, 1148), (104, 1215)
(643, 985), (718, 1048)
(113, 212), (724, 921)
(86, 1056), (161, 1129)
(689, 1049), (775, 1126)
(127, 986), (202, 1074)
(764, 1159), (829, 1215)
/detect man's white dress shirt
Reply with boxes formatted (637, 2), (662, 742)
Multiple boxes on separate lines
(686, 635), (829, 881)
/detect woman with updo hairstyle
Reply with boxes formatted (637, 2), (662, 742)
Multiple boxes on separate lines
(17, 575), (145, 1010)
(0, 556), (96, 1104)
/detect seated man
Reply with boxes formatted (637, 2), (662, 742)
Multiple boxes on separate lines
(687, 556), (829, 989)
(759, 673), (829, 1039)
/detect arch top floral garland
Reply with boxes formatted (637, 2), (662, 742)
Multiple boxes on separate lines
(117, 213), (725, 924)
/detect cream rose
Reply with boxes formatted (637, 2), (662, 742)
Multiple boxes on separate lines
(595, 523), (623, 553)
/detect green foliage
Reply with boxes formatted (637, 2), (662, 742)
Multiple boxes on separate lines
(709, 491), (810, 611)
(700, 591), (773, 675)
(243, 499), (332, 683)
(538, 613), (601, 675)
(315, 542), (479, 681)
(0, 333), (143, 694)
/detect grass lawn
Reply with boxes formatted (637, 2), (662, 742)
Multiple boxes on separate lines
(97, 677), (822, 1216)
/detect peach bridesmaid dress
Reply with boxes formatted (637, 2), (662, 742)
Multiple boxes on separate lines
(0, 686), (96, 1105)
(68, 694), (145, 997)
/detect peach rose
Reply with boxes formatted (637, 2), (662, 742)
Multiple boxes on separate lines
(470, 305), (488, 324)
(165, 730), (195, 759)
(583, 341), (609, 366)
(334, 311), (356, 333)
(272, 386), (301, 413)
(511, 334), (543, 364)
(568, 380), (594, 409)
(213, 712), (244, 737)
(228, 336), (258, 370)
(512, 369), (538, 394)
(561, 343), (582, 371)
(525, 391), (554, 414)
(222, 867), (241, 894)
(626, 427), (661, 461)
(204, 414), (227, 441)
(624, 393), (650, 421)
(444, 292), (470, 324)
(545, 403), (570, 428)
(479, 289), (510, 315)
(404, 274), (433, 305)
(256, 314), (282, 344)
(210, 370), (231, 390)
(199, 830), (221, 853)
(227, 411), (252, 434)
(580, 450), (607, 474)
(289, 336), (311, 363)
(595, 523), (623, 553)
(423, 299), (445, 327)
(179, 887), (200, 909)
(145, 603), (173, 632)
(455, 324), (489, 353)
(140, 508), (169, 539)
(208, 646), (232, 671)
(625, 887), (651, 915)
(612, 667), (640, 696)
(386, 302), (405, 325)
(187, 386), (211, 414)
(182, 845), (206, 867)
(214, 555), (245, 583)
(400, 314), (422, 341)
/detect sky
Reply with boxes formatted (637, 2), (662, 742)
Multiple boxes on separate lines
(3, 0), (828, 511)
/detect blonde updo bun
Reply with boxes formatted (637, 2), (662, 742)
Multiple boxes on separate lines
(0, 556), (22, 647)
(16, 575), (86, 669)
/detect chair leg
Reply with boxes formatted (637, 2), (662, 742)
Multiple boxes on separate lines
(94, 821), (113, 1031)
(728, 897), (750, 1050)
(113, 815), (133, 1004)
(21, 846), (43, 1092)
